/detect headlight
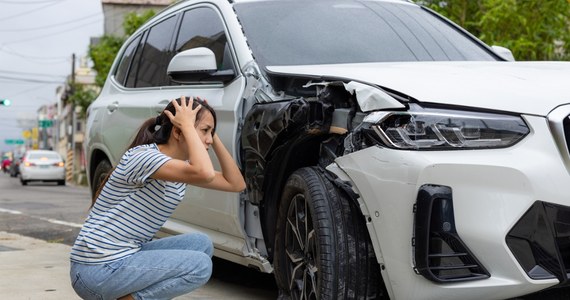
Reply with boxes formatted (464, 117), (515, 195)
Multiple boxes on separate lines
(363, 105), (529, 150)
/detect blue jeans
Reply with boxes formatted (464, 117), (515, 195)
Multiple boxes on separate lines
(70, 233), (213, 300)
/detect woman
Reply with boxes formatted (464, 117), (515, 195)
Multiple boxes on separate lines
(70, 96), (246, 300)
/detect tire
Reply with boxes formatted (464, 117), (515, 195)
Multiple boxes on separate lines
(91, 159), (112, 198)
(21, 179), (27, 186)
(274, 167), (383, 300)
(58, 180), (65, 186)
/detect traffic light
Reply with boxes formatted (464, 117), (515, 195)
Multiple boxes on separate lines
(0, 99), (11, 106)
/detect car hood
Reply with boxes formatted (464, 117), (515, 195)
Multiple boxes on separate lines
(266, 61), (570, 116)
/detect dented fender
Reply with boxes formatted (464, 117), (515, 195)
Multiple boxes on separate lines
(240, 98), (333, 205)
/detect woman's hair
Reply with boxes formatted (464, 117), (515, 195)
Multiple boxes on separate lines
(91, 97), (216, 207)
(128, 97), (217, 149)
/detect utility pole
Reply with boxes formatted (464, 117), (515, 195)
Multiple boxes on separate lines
(66, 53), (76, 184)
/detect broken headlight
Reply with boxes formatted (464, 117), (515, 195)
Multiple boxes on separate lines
(363, 106), (529, 150)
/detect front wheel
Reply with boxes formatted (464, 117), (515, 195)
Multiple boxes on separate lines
(274, 167), (383, 300)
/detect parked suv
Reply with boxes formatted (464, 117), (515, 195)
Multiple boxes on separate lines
(85, 0), (570, 299)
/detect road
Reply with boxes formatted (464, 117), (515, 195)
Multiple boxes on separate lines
(0, 173), (278, 299)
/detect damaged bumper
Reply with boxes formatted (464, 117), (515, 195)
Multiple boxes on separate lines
(329, 113), (570, 300)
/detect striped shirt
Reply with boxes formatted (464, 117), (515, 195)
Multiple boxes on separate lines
(70, 144), (185, 264)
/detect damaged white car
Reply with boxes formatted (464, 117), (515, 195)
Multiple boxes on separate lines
(84, 0), (570, 299)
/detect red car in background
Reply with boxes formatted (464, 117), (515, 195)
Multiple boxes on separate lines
(1, 157), (11, 174)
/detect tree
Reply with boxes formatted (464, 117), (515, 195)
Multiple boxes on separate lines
(419, 0), (570, 61)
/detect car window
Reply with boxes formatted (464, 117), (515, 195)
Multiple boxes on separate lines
(175, 7), (234, 73)
(125, 31), (147, 88)
(234, 0), (498, 69)
(135, 15), (178, 88)
(114, 34), (142, 86)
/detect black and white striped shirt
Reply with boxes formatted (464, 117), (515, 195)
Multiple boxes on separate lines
(70, 144), (185, 264)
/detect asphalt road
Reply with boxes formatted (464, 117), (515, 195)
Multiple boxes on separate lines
(0, 173), (278, 299)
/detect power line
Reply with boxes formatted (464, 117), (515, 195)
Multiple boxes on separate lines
(0, 75), (64, 84)
(0, 13), (101, 32)
(6, 81), (57, 98)
(0, 69), (66, 78)
(0, 46), (70, 60)
(0, 0), (68, 22)
(3, 18), (102, 45)
(0, 0), (64, 4)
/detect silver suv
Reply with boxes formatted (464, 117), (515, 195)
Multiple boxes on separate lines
(85, 0), (570, 299)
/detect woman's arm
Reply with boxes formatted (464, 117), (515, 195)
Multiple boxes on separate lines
(192, 134), (246, 192)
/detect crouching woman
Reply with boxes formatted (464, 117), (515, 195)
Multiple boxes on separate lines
(70, 96), (246, 300)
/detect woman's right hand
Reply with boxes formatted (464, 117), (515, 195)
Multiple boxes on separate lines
(164, 96), (202, 129)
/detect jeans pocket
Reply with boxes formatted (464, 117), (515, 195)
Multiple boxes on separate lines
(72, 273), (102, 300)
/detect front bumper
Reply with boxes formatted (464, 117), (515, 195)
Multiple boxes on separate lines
(331, 114), (570, 300)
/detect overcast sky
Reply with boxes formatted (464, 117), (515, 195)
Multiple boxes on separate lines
(0, 0), (103, 153)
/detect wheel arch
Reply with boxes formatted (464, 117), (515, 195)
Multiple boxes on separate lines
(240, 97), (334, 260)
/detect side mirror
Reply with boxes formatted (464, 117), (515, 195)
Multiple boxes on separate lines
(491, 45), (515, 62)
(167, 47), (235, 84)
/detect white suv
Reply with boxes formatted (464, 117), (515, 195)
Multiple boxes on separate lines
(84, 0), (570, 299)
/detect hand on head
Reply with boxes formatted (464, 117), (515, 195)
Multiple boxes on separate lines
(164, 96), (202, 129)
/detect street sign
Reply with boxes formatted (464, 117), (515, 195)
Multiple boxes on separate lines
(38, 119), (54, 128)
(4, 139), (24, 145)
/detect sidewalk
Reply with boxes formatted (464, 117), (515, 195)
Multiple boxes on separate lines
(0, 231), (75, 300)
(0, 232), (275, 300)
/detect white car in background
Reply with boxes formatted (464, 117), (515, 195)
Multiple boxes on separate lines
(84, 0), (570, 299)
(19, 150), (65, 186)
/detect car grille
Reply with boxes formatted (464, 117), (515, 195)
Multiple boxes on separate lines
(413, 185), (490, 283)
(506, 201), (570, 286)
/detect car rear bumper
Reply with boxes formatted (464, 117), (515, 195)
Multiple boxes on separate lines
(331, 114), (570, 300)
(20, 167), (65, 181)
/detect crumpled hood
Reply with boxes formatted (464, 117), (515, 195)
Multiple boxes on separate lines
(267, 61), (570, 116)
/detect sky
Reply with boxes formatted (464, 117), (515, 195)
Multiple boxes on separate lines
(0, 0), (103, 153)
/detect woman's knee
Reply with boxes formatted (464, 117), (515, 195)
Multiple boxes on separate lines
(185, 252), (213, 285)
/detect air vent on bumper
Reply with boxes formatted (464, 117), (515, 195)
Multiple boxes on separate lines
(506, 201), (570, 286)
(413, 184), (490, 282)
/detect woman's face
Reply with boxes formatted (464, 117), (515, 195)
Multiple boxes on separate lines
(194, 110), (215, 150)
(170, 109), (215, 161)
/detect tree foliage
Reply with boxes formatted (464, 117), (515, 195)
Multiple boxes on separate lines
(123, 9), (156, 36)
(67, 83), (99, 118)
(418, 0), (570, 61)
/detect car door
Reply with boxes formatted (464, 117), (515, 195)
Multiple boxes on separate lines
(162, 5), (249, 257)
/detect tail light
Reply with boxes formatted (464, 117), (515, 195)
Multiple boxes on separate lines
(53, 162), (64, 167)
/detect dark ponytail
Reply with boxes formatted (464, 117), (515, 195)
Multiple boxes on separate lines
(91, 96), (216, 208)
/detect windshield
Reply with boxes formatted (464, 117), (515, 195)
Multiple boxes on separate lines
(234, 0), (498, 69)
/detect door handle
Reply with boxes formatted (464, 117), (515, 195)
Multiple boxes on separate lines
(107, 101), (119, 113)
(153, 99), (171, 114)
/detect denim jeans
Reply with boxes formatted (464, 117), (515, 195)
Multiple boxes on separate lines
(70, 233), (213, 300)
